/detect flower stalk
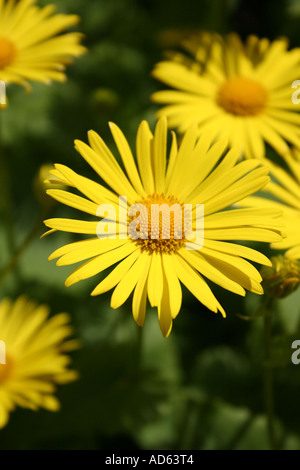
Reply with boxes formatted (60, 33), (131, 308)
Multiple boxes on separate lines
(0, 114), (15, 256)
(262, 296), (278, 450)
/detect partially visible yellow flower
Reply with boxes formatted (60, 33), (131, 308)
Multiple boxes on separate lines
(0, 0), (87, 89)
(33, 163), (67, 207)
(43, 117), (284, 337)
(0, 296), (79, 428)
(151, 33), (300, 159)
(239, 147), (300, 259)
(155, 30), (220, 74)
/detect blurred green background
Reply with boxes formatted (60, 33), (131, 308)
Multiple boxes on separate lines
(0, 0), (300, 450)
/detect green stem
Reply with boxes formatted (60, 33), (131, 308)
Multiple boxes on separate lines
(263, 297), (278, 450)
(178, 400), (200, 450)
(225, 415), (254, 450)
(0, 112), (16, 259)
(0, 208), (49, 286)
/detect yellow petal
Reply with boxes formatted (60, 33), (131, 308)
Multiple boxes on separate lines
(110, 251), (150, 309)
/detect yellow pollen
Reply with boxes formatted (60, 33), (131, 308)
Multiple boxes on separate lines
(0, 37), (16, 69)
(0, 354), (14, 384)
(217, 77), (268, 116)
(128, 193), (186, 254)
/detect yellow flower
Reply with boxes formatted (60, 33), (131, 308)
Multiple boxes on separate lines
(43, 117), (284, 337)
(151, 33), (300, 159)
(158, 30), (222, 72)
(33, 163), (67, 207)
(0, 0), (86, 89)
(239, 148), (300, 260)
(0, 296), (79, 428)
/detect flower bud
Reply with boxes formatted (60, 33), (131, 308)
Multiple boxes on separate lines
(33, 164), (65, 207)
(261, 255), (300, 299)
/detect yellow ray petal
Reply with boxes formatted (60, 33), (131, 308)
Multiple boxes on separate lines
(152, 116), (167, 193)
(65, 242), (135, 287)
(132, 257), (151, 326)
(172, 254), (226, 316)
(162, 254), (182, 318)
(108, 122), (145, 196)
(181, 250), (246, 296)
(136, 120), (155, 194)
(147, 252), (164, 307)
(91, 248), (141, 296)
(110, 251), (150, 309)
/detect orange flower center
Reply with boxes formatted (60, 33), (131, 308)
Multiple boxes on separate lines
(0, 37), (16, 69)
(128, 193), (186, 254)
(0, 354), (14, 384)
(217, 77), (268, 116)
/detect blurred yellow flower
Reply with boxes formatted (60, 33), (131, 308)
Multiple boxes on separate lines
(156, 30), (221, 73)
(33, 163), (67, 207)
(43, 117), (283, 337)
(0, 0), (87, 89)
(152, 33), (300, 159)
(0, 296), (79, 428)
(239, 148), (300, 260)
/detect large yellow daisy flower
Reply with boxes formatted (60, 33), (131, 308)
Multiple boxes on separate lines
(0, 0), (86, 89)
(0, 296), (79, 428)
(151, 33), (300, 159)
(239, 148), (300, 260)
(43, 117), (284, 337)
